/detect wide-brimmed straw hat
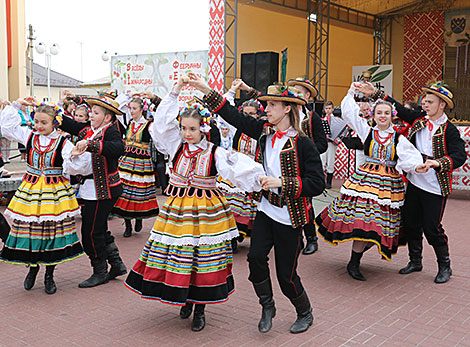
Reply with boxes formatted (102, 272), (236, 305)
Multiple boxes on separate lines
(287, 78), (318, 99)
(258, 84), (307, 105)
(98, 90), (118, 100)
(421, 82), (455, 109)
(85, 96), (124, 115)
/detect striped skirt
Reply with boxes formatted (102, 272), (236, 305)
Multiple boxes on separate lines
(315, 164), (406, 260)
(113, 154), (159, 219)
(6, 176), (80, 223)
(217, 177), (257, 237)
(124, 189), (237, 305)
(0, 217), (84, 266)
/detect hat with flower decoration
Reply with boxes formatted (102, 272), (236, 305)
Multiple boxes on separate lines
(258, 84), (307, 105)
(421, 81), (454, 109)
(287, 78), (318, 99)
(85, 96), (124, 115)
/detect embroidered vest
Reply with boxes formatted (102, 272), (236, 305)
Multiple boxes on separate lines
(124, 120), (150, 156)
(235, 133), (257, 159)
(408, 118), (453, 196)
(24, 132), (67, 185)
(166, 142), (222, 199)
(77, 124), (121, 200)
(251, 124), (309, 229)
(362, 129), (400, 170)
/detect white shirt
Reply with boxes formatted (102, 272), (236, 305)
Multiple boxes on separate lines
(340, 91), (423, 174)
(77, 124), (111, 200)
(258, 127), (298, 226)
(407, 113), (448, 196)
(149, 90), (265, 193)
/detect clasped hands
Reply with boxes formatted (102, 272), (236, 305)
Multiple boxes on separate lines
(415, 159), (440, 173)
(71, 139), (88, 157)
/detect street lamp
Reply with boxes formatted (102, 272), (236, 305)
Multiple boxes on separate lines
(35, 42), (60, 101)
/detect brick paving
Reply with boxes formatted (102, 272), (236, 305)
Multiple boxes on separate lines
(1, 161), (470, 346)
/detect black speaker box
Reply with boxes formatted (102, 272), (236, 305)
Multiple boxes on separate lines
(255, 51), (279, 93)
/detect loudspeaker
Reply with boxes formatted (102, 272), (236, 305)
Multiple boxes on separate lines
(255, 51), (279, 93)
(240, 53), (256, 100)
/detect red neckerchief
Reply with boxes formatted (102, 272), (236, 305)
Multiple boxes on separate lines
(271, 130), (287, 148)
(83, 127), (95, 140)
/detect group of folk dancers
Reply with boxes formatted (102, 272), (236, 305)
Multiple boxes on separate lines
(0, 73), (466, 334)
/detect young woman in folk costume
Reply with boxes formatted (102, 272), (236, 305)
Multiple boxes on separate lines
(215, 80), (265, 251)
(124, 75), (264, 332)
(189, 73), (325, 334)
(112, 93), (160, 237)
(0, 98), (90, 294)
(315, 83), (426, 281)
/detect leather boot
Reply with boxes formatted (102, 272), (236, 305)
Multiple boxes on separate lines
(289, 291), (314, 334)
(180, 302), (193, 319)
(347, 250), (366, 281)
(399, 239), (423, 274)
(326, 173), (333, 189)
(433, 244), (452, 284)
(123, 219), (132, 238)
(134, 219), (143, 232)
(44, 265), (57, 294)
(253, 278), (276, 333)
(79, 258), (109, 288)
(191, 304), (206, 332)
(24, 265), (40, 290)
(231, 238), (238, 254)
(105, 242), (127, 280)
(302, 236), (318, 255)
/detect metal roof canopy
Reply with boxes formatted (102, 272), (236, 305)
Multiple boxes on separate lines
(224, 0), (464, 99)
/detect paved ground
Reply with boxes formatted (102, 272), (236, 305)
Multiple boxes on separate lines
(1, 154), (470, 346)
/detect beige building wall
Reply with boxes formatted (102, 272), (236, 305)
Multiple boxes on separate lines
(8, 0), (27, 101)
(0, 1), (9, 100)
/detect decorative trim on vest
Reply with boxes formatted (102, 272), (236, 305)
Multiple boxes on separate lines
(204, 89), (226, 113)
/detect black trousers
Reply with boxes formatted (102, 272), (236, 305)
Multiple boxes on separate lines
(248, 211), (305, 300)
(402, 183), (448, 247)
(81, 197), (118, 259)
(303, 205), (317, 239)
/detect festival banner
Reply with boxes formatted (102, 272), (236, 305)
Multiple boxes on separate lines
(111, 50), (209, 107)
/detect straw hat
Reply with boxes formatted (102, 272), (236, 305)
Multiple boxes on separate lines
(85, 96), (124, 115)
(421, 82), (455, 109)
(258, 84), (307, 105)
(287, 78), (318, 99)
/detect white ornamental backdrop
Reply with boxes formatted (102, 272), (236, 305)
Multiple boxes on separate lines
(111, 50), (209, 108)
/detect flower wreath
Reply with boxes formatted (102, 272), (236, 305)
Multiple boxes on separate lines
(31, 102), (65, 126)
(178, 102), (212, 133)
(129, 96), (149, 112)
(76, 104), (91, 114)
(238, 98), (265, 115)
(368, 98), (397, 118)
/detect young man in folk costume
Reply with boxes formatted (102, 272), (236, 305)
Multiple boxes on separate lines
(359, 81), (467, 283)
(190, 74), (325, 334)
(287, 78), (328, 255)
(59, 96), (127, 288)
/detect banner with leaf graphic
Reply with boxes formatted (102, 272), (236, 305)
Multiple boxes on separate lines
(111, 50), (208, 108)
(444, 9), (470, 47)
(352, 64), (393, 96)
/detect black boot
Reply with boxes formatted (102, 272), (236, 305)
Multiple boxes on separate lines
(180, 302), (194, 319)
(302, 236), (318, 255)
(105, 242), (127, 280)
(253, 278), (276, 333)
(134, 219), (143, 233)
(123, 219), (132, 238)
(433, 244), (452, 284)
(24, 265), (40, 290)
(78, 258), (109, 288)
(326, 173), (333, 189)
(399, 239), (423, 274)
(231, 238), (238, 254)
(347, 250), (366, 281)
(44, 265), (57, 294)
(289, 291), (314, 334)
(191, 304), (206, 332)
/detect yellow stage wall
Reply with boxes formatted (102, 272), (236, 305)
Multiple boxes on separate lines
(231, 3), (405, 105)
